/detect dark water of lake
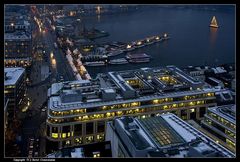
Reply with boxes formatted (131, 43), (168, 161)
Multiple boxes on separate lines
(83, 5), (235, 78)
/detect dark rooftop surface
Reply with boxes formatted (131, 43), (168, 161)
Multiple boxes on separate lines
(139, 116), (185, 148)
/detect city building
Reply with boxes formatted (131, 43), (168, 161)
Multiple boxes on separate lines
(105, 114), (235, 157)
(4, 30), (32, 67)
(46, 65), (217, 150)
(215, 89), (235, 105)
(47, 141), (112, 158)
(205, 77), (225, 88)
(201, 105), (236, 152)
(4, 6), (32, 68)
(184, 65), (209, 81)
(4, 67), (26, 119)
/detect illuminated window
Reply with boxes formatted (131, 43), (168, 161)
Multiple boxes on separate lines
(66, 140), (70, 145)
(116, 111), (123, 116)
(184, 96), (189, 100)
(83, 115), (89, 120)
(75, 138), (82, 144)
(179, 103), (184, 107)
(67, 132), (71, 137)
(102, 106), (107, 110)
(207, 93), (214, 97)
(153, 99), (159, 104)
(85, 136), (94, 143)
(189, 102), (195, 106)
(96, 134), (104, 141)
(131, 102), (139, 107)
(226, 139), (235, 148)
(51, 133), (58, 138)
(62, 133), (66, 138)
(135, 109), (139, 113)
(93, 152), (100, 158)
(106, 112), (111, 117)
(190, 108), (195, 113)
(163, 105), (168, 110)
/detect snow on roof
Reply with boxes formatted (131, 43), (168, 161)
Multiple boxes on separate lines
(103, 88), (115, 93)
(50, 82), (63, 96)
(193, 142), (213, 153)
(4, 67), (25, 86)
(5, 31), (31, 40)
(211, 67), (227, 74)
(161, 114), (196, 142)
(71, 148), (83, 158)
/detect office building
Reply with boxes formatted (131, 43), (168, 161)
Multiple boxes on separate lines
(201, 105), (236, 151)
(4, 30), (32, 67)
(106, 114), (235, 157)
(4, 6), (32, 68)
(46, 66), (217, 150)
(4, 67), (26, 119)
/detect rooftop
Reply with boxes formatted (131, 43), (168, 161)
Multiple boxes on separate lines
(5, 30), (31, 40)
(208, 104), (236, 124)
(4, 67), (25, 86)
(111, 114), (235, 157)
(48, 66), (212, 111)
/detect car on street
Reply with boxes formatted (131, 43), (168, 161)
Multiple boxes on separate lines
(29, 140), (34, 149)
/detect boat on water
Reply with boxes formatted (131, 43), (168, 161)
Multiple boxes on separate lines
(210, 16), (219, 28)
(128, 58), (150, 63)
(126, 53), (151, 63)
(84, 61), (106, 66)
(109, 58), (128, 65)
(126, 53), (150, 59)
(107, 50), (124, 57)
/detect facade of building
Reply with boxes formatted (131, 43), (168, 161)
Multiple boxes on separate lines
(4, 31), (32, 67)
(4, 6), (32, 68)
(46, 66), (217, 150)
(201, 105), (236, 152)
(4, 67), (26, 119)
(105, 114), (235, 157)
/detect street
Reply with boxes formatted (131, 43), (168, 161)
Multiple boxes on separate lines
(17, 7), (79, 157)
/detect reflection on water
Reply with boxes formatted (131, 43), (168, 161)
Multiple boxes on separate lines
(209, 27), (218, 47)
(84, 6), (234, 77)
(97, 15), (101, 22)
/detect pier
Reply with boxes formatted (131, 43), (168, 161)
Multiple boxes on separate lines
(104, 33), (170, 57)
(60, 33), (170, 81)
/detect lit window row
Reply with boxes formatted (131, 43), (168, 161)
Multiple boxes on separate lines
(48, 100), (208, 124)
(51, 132), (73, 139)
(153, 98), (173, 104)
(51, 109), (86, 116)
(208, 112), (235, 130)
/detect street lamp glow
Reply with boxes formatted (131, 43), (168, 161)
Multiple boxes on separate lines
(50, 52), (54, 59)
(52, 58), (56, 65)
